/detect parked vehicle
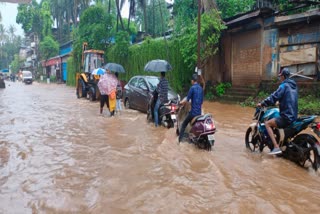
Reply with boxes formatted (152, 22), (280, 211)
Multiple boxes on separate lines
(123, 75), (179, 113)
(175, 99), (216, 151)
(147, 90), (179, 128)
(22, 70), (33, 84)
(245, 107), (320, 171)
(0, 74), (5, 88)
(76, 42), (104, 101)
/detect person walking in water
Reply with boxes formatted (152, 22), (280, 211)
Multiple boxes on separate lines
(115, 72), (123, 115)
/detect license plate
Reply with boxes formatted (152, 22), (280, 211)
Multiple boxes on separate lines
(171, 114), (176, 120)
(207, 134), (215, 141)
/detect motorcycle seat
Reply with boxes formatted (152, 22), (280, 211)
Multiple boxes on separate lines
(191, 114), (212, 125)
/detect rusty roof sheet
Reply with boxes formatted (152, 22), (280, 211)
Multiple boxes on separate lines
(275, 8), (320, 25)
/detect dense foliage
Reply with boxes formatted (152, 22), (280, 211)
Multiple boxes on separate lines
(72, 5), (115, 73)
(0, 24), (22, 72)
(216, 0), (255, 19)
(39, 36), (59, 60)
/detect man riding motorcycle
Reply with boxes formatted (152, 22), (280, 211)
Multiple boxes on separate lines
(154, 72), (169, 127)
(257, 67), (298, 155)
(178, 73), (203, 143)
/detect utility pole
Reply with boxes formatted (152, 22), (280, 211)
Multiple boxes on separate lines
(197, 0), (201, 71)
(197, 0), (206, 91)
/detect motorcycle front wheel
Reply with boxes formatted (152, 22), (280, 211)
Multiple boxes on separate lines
(245, 127), (262, 152)
(293, 134), (319, 171)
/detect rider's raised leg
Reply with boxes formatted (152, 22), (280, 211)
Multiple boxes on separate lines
(265, 118), (282, 155)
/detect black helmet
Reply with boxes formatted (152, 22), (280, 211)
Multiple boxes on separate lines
(278, 67), (290, 78)
(191, 73), (198, 82)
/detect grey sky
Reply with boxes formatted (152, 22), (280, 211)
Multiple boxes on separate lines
(0, 2), (24, 36)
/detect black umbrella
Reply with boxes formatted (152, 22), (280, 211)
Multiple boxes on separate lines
(104, 63), (126, 73)
(144, 59), (172, 72)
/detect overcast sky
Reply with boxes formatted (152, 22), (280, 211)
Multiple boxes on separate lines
(0, 2), (24, 36)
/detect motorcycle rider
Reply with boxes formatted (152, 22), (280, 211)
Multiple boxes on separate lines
(154, 72), (169, 127)
(257, 67), (298, 155)
(178, 73), (203, 142)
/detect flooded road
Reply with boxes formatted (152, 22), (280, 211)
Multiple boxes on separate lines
(1, 81), (320, 213)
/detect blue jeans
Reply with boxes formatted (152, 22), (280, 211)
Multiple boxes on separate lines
(154, 99), (161, 126)
(116, 99), (122, 111)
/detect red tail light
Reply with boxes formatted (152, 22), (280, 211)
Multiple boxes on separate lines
(205, 120), (215, 131)
(171, 105), (176, 112)
(317, 122), (320, 130)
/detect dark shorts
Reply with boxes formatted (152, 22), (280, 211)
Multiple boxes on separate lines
(275, 116), (291, 128)
(100, 95), (109, 109)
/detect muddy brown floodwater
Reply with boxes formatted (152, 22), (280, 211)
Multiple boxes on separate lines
(0, 81), (320, 214)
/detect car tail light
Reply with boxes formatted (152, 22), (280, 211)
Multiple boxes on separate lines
(317, 122), (320, 130)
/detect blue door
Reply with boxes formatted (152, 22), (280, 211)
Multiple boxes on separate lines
(62, 63), (67, 81)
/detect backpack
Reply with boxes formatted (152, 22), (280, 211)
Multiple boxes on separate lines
(116, 83), (123, 99)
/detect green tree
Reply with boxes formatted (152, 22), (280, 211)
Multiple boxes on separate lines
(16, 0), (42, 37)
(216, 0), (255, 19)
(145, 0), (170, 37)
(72, 5), (115, 72)
(174, 3), (225, 71)
(10, 54), (23, 73)
(0, 23), (22, 70)
(107, 30), (130, 61)
(39, 36), (59, 60)
(41, 0), (53, 37)
(172, 0), (198, 35)
(134, 0), (148, 32)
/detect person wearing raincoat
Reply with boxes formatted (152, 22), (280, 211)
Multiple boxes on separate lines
(107, 70), (118, 117)
(98, 69), (118, 117)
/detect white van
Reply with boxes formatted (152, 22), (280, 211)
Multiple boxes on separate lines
(22, 71), (33, 84)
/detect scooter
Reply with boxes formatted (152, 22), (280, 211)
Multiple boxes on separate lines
(147, 90), (179, 128)
(175, 99), (216, 151)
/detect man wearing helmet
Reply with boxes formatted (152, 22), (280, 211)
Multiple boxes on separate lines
(178, 73), (204, 143)
(258, 67), (298, 155)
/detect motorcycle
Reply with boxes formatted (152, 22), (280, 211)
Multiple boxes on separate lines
(175, 100), (216, 151)
(147, 90), (179, 128)
(245, 107), (320, 171)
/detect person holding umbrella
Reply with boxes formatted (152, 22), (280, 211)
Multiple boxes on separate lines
(154, 72), (169, 127)
(107, 69), (117, 117)
(98, 69), (118, 117)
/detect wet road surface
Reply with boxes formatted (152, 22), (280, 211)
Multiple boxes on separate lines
(1, 81), (320, 213)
